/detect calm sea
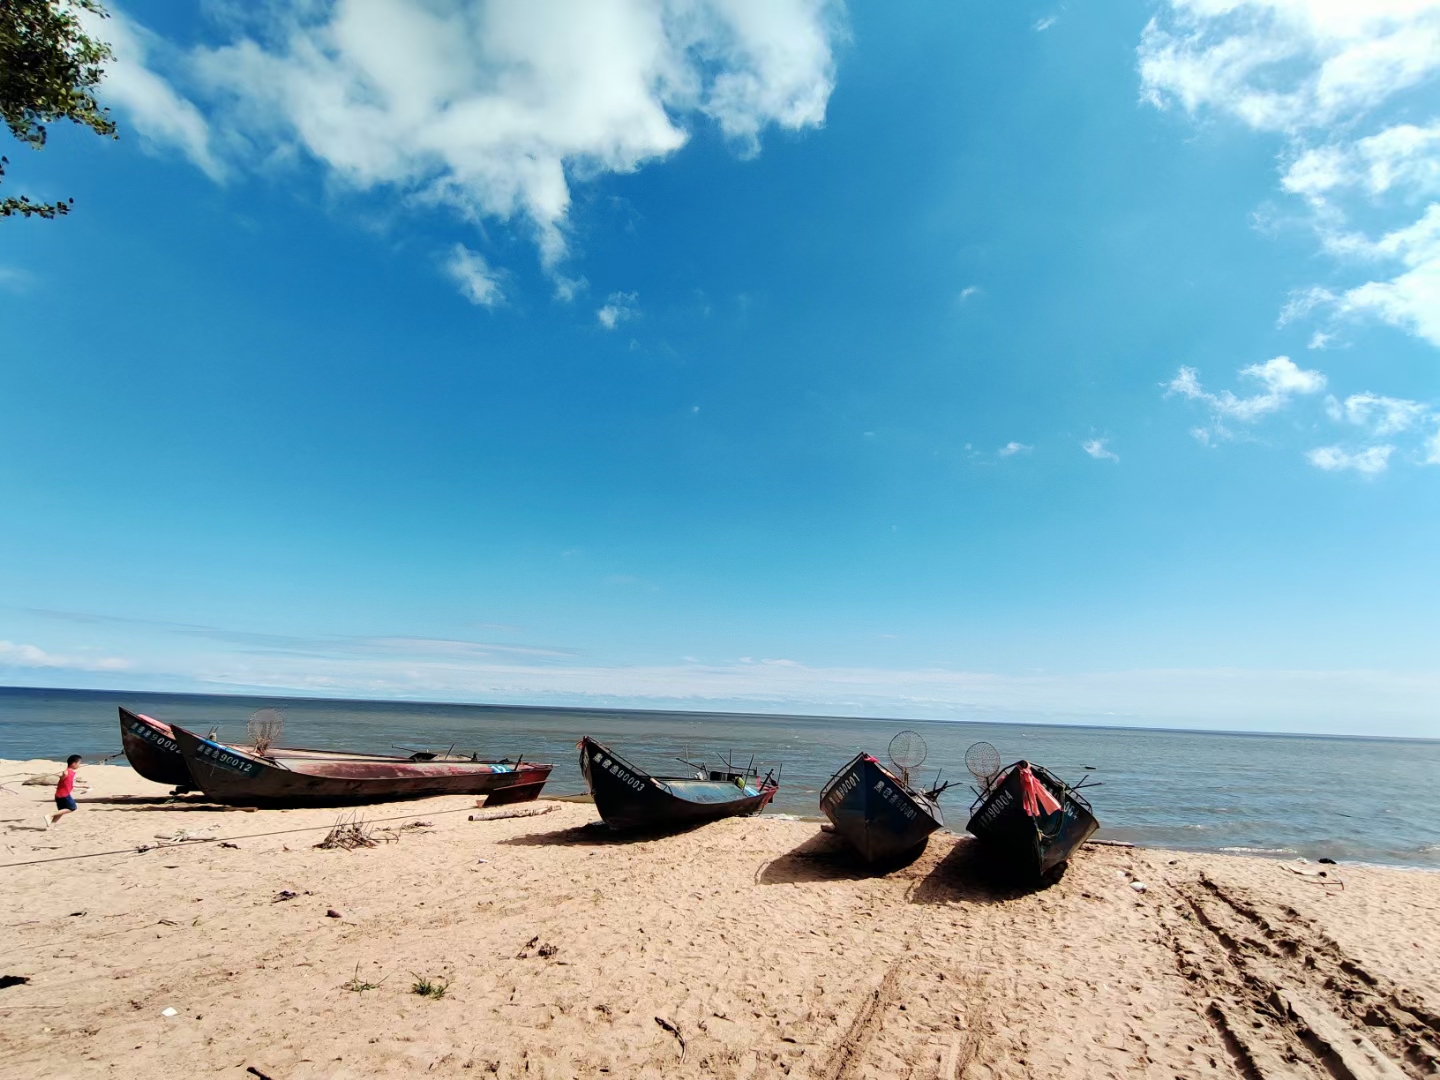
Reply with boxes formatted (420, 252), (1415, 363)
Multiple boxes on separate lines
(3, 686), (1438, 869)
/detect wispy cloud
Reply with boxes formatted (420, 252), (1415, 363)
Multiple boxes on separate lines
(354, 636), (576, 661)
(1164, 356), (1326, 441)
(1165, 358), (1437, 472)
(1325, 392), (1427, 437)
(7, 611), (1440, 734)
(84, 6), (222, 180)
(14, 606), (574, 663)
(1081, 438), (1119, 462)
(156, 656), (1440, 736)
(1306, 445), (1394, 475)
(443, 244), (505, 308)
(997, 441), (1033, 456)
(1427, 423), (1440, 465)
(597, 291), (639, 330)
(1140, 1), (1440, 351)
(958, 285), (981, 301)
(0, 640), (130, 672)
(1033, 16), (1058, 32)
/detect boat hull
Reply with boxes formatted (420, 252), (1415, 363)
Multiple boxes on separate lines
(579, 737), (777, 831)
(966, 761), (1099, 883)
(172, 725), (553, 807)
(119, 707), (192, 788)
(118, 708), (455, 788)
(820, 752), (943, 863)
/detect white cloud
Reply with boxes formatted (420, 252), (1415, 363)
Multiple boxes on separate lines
(92, 0), (843, 276)
(552, 274), (588, 303)
(1333, 205), (1440, 345)
(997, 441), (1033, 456)
(1139, 2), (1440, 133)
(958, 285), (981, 301)
(86, 7), (223, 179)
(1284, 123), (1440, 202)
(1169, 360), (1438, 469)
(443, 243), (505, 307)
(1426, 422), (1440, 464)
(597, 290), (639, 329)
(1325, 391), (1428, 435)
(1278, 285), (1336, 326)
(0, 640), (130, 671)
(1140, 1), (1440, 352)
(1165, 355), (1325, 432)
(1034, 16), (1058, 32)
(1082, 438), (1119, 461)
(1306, 444), (1394, 474)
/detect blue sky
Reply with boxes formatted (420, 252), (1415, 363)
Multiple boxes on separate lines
(2, 1), (1439, 735)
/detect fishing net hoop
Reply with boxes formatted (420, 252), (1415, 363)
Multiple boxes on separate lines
(964, 741), (1001, 785)
(888, 730), (928, 771)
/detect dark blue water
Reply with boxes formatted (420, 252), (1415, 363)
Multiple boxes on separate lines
(4, 686), (1438, 868)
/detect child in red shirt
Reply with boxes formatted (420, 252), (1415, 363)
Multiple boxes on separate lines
(50, 755), (82, 826)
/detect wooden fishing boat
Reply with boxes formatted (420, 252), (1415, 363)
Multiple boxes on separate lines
(579, 736), (778, 831)
(171, 724), (553, 807)
(820, 750), (946, 863)
(118, 707), (192, 789)
(118, 707), (444, 790)
(965, 753), (1099, 883)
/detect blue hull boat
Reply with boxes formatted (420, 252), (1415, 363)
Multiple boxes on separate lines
(579, 737), (778, 832)
(820, 752), (944, 863)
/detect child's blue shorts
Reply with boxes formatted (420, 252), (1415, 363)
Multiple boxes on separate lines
(54, 795), (77, 811)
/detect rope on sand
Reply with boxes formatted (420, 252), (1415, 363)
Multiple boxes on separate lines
(0, 800), (563, 869)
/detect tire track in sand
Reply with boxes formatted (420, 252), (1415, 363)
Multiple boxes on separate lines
(1161, 872), (1440, 1080)
(819, 957), (904, 1080)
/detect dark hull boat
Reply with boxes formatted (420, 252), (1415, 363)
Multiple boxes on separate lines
(966, 760), (1098, 883)
(171, 724), (553, 808)
(579, 737), (777, 831)
(118, 707), (192, 788)
(820, 752), (944, 863)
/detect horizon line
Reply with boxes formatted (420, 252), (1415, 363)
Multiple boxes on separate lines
(4, 683), (1436, 745)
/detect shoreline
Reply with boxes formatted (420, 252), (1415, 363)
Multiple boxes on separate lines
(9, 757), (1430, 871)
(4, 759), (1440, 1078)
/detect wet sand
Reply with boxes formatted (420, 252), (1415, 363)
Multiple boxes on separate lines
(2, 758), (1438, 1079)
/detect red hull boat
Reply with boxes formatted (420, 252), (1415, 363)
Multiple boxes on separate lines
(171, 723), (553, 808)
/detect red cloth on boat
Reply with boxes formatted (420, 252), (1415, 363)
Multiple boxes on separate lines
(1018, 764), (1061, 817)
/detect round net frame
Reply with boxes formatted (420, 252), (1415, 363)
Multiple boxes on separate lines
(965, 741), (1001, 787)
(247, 708), (285, 754)
(888, 730), (928, 779)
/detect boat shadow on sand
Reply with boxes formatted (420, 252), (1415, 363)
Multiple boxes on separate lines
(498, 819), (716, 846)
(907, 834), (1068, 904)
(72, 797), (244, 812)
(758, 829), (1063, 904)
(757, 828), (931, 885)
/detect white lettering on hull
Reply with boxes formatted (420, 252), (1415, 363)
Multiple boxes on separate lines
(977, 788), (1014, 828)
(594, 753), (645, 792)
(821, 768), (859, 810)
(872, 778), (918, 820)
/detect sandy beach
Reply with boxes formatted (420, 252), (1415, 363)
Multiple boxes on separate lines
(2, 759), (1439, 1080)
